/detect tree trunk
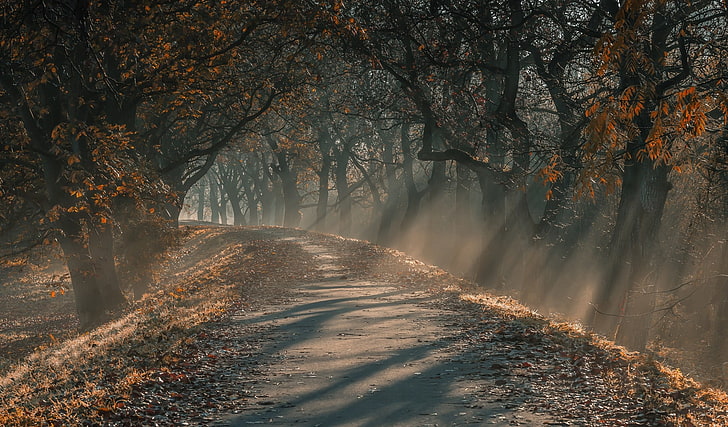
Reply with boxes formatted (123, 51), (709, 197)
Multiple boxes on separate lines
(377, 132), (400, 244)
(423, 118), (447, 219)
(56, 216), (105, 329)
(475, 121), (534, 288)
(162, 201), (182, 227)
(400, 122), (422, 232)
(593, 125), (672, 348)
(274, 155), (301, 227)
(88, 222), (126, 311)
(210, 178), (220, 224)
(280, 173), (300, 227)
(475, 169), (507, 286)
(228, 190), (245, 226)
(593, 2), (679, 350)
(196, 184), (205, 222)
(316, 128), (333, 231)
(223, 179), (246, 226)
(273, 177), (285, 226)
(610, 161), (671, 349)
(334, 147), (352, 236)
(455, 162), (473, 231)
(219, 190), (228, 225)
(267, 137), (301, 227)
(217, 161), (247, 226)
(242, 175), (259, 225)
(252, 153), (275, 225)
(711, 238), (728, 361)
(427, 161), (447, 210)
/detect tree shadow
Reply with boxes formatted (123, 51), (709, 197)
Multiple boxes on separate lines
(221, 278), (533, 426)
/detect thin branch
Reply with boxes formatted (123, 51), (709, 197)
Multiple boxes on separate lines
(642, 274), (728, 294)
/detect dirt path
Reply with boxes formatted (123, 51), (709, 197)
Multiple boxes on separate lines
(5, 226), (726, 426)
(220, 236), (554, 426)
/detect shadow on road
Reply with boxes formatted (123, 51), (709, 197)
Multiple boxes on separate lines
(223, 277), (539, 426)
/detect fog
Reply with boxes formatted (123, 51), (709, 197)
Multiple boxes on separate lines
(181, 151), (728, 384)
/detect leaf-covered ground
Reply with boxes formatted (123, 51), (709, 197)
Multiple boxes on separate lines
(0, 225), (727, 426)
(0, 246), (77, 372)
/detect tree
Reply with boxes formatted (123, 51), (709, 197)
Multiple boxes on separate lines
(0, 1), (144, 326)
(585, 0), (728, 349)
(339, 0), (551, 284)
(0, 0), (324, 326)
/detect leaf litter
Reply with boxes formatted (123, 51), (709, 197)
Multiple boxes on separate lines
(0, 225), (727, 426)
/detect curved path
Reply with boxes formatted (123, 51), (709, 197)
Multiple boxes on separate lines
(221, 237), (554, 426)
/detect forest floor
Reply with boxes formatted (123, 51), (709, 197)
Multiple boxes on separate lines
(1, 225), (728, 426)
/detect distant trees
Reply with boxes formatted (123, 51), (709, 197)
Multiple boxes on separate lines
(323, 0), (606, 286)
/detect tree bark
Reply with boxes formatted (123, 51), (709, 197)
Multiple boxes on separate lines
(316, 127), (333, 231)
(604, 158), (671, 349)
(270, 150), (301, 227)
(56, 216), (105, 329)
(219, 188), (228, 225)
(196, 184), (205, 222)
(242, 174), (259, 225)
(251, 152), (276, 225)
(209, 177), (220, 224)
(455, 162), (473, 230)
(592, 1), (683, 350)
(227, 186), (246, 226)
(88, 222), (126, 310)
(334, 146), (352, 236)
(400, 122), (422, 232)
(377, 131), (400, 244)
(219, 165), (246, 226)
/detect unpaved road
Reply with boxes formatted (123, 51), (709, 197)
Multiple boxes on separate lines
(52, 225), (722, 426)
(3, 226), (727, 425)
(220, 236), (555, 426)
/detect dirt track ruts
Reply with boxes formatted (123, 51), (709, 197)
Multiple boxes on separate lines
(219, 235), (555, 426)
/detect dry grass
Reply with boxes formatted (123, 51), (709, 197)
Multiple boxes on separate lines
(456, 288), (728, 426)
(0, 226), (282, 426)
(1, 225), (727, 426)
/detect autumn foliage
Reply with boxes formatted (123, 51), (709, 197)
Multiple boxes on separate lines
(0, 0), (727, 394)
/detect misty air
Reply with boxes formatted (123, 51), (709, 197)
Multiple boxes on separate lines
(1, 0), (727, 425)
